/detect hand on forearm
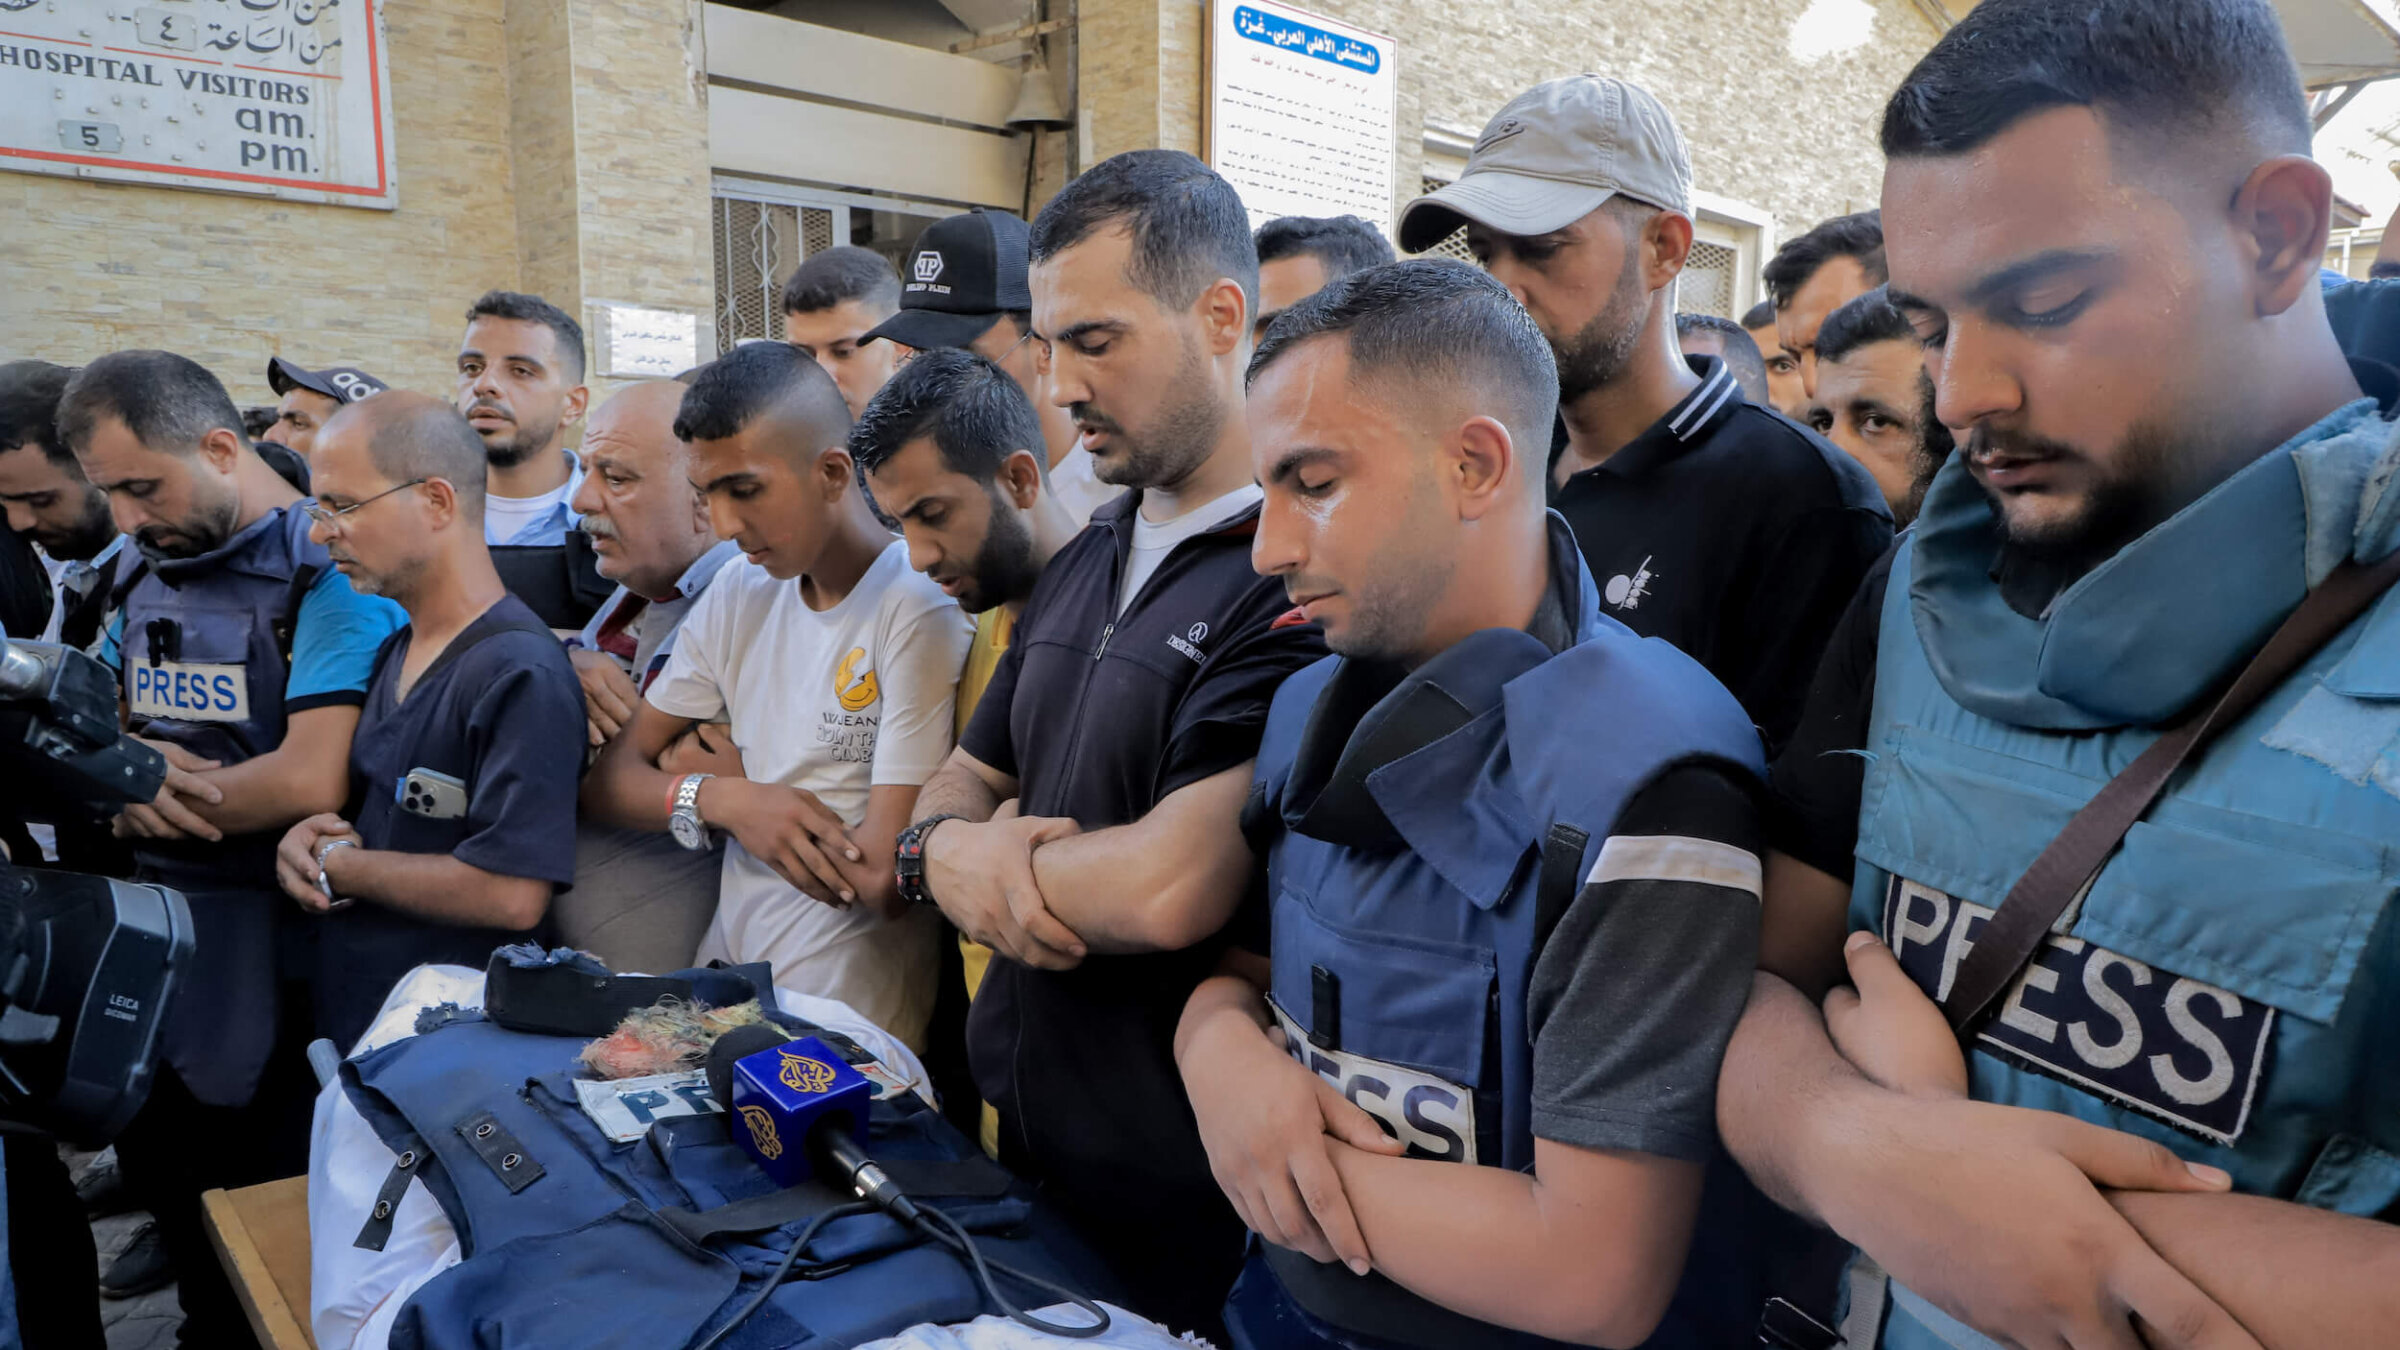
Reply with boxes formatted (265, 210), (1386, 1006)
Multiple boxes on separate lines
(1024, 763), (1256, 954)
(2109, 1189), (2400, 1347)
(700, 777), (862, 907)
(1720, 974), (2259, 1350)
(927, 815), (1086, 967)
(1178, 972), (1399, 1273)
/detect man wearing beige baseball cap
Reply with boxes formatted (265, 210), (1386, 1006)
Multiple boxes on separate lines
(1401, 75), (1890, 756)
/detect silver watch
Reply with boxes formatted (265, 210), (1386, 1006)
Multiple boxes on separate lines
(669, 773), (714, 851)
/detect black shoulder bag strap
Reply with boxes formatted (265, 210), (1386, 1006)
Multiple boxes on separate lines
(1943, 550), (2400, 1035)
(272, 562), (321, 666)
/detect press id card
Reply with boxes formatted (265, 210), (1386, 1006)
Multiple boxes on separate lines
(574, 1070), (721, 1143)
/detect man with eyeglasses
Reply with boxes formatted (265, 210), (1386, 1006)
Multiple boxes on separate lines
(272, 392), (584, 1052)
(54, 350), (406, 1350)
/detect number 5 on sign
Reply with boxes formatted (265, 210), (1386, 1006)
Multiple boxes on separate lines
(57, 122), (124, 154)
(133, 7), (197, 51)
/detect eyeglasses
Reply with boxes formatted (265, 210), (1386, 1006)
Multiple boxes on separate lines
(302, 478), (425, 528)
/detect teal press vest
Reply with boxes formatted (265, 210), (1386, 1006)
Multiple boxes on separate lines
(1851, 402), (2400, 1349)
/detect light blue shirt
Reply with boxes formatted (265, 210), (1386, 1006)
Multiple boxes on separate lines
(564, 538), (742, 690)
(486, 451), (587, 548)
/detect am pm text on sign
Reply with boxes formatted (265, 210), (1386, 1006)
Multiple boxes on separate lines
(0, 0), (397, 209)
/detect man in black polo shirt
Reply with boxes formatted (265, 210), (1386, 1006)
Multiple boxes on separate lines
(272, 392), (583, 1049)
(1400, 76), (1892, 755)
(895, 150), (1325, 1334)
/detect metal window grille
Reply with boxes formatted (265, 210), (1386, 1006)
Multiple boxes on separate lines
(1411, 175), (1478, 263)
(711, 197), (837, 354)
(1681, 241), (1740, 318)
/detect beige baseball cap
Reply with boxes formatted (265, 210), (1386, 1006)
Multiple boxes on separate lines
(1399, 75), (1693, 253)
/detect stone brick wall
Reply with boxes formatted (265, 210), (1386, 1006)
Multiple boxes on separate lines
(5, 0), (715, 413)
(1077, 0), (1940, 241)
(6, 0), (522, 406)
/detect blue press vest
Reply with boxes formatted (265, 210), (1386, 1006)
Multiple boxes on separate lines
(341, 990), (1118, 1350)
(1850, 405), (2400, 1349)
(118, 505), (324, 768)
(1244, 529), (1764, 1348)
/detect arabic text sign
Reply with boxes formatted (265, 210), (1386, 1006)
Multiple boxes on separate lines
(0, 0), (397, 209)
(1209, 1), (1397, 234)
(595, 303), (700, 380)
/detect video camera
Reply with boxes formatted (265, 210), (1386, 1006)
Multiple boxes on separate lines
(0, 636), (189, 1143)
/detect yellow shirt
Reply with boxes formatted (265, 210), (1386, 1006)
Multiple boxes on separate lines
(953, 606), (1014, 1156)
(953, 606), (1016, 743)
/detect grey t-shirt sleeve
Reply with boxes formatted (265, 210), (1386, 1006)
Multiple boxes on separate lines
(1526, 758), (1763, 1162)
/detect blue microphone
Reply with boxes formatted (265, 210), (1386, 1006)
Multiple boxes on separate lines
(724, 1034), (901, 1203)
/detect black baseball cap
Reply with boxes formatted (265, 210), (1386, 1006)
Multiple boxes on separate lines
(862, 208), (1035, 351)
(267, 356), (389, 405)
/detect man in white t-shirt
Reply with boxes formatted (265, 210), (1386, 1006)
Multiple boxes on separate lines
(583, 344), (972, 1048)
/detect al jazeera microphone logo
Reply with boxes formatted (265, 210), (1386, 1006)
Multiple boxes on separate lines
(780, 1049), (839, 1094)
(739, 1104), (784, 1160)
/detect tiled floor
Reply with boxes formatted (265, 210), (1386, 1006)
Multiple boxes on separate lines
(67, 1150), (185, 1350)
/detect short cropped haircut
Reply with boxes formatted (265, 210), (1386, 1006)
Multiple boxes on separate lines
(1882, 0), (2309, 160)
(56, 350), (244, 456)
(779, 246), (901, 319)
(1741, 299), (1777, 332)
(353, 397), (490, 516)
(1255, 215), (1396, 284)
(465, 289), (587, 383)
(1250, 259), (1558, 460)
(850, 348), (1046, 487)
(0, 361), (77, 466)
(1815, 287), (1918, 366)
(673, 341), (852, 449)
(1763, 211), (1887, 311)
(1032, 150), (1259, 311)
(1676, 313), (1769, 403)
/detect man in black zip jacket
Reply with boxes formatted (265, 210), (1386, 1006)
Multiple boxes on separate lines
(895, 151), (1325, 1335)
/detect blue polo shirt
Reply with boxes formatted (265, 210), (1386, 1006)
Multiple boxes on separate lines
(313, 594), (586, 1047)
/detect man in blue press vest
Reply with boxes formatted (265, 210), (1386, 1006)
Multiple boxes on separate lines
(55, 350), (405, 1348)
(1722, 2), (2400, 1347)
(1172, 261), (1769, 1348)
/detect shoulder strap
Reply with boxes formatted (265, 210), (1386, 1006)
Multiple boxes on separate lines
(1944, 550), (2400, 1034)
(272, 562), (321, 666)
(1531, 822), (1590, 960)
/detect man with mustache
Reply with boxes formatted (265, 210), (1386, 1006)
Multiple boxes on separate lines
(894, 150), (1327, 1333)
(55, 349), (405, 1349)
(1399, 78), (1891, 755)
(274, 392), (584, 1049)
(555, 379), (742, 973)
(1799, 286), (1954, 525)
(455, 290), (612, 634)
(1727, 2), (2400, 1347)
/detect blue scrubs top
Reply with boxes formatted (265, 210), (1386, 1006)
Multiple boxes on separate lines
(314, 595), (585, 1047)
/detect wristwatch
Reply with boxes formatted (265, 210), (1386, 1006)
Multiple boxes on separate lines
(893, 814), (963, 908)
(315, 836), (360, 911)
(669, 773), (715, 851)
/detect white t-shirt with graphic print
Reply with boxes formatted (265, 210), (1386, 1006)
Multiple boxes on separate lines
(646, 540), (973, 1048)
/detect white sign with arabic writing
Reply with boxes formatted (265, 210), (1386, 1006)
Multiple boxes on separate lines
(0, 0), (398, 209)
(594, 303), (700, 380)
(1207, 0), (1397, 235)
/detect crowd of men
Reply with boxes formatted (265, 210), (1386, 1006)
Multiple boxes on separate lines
(2, 0), (2397, 1345)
